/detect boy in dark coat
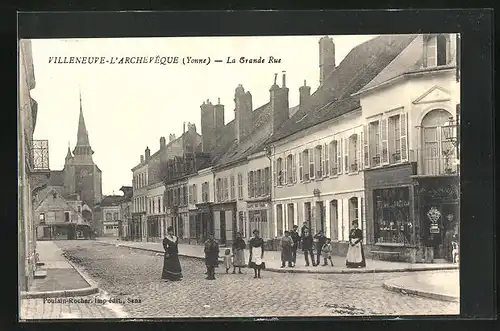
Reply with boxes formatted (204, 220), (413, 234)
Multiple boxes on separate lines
(301, 228), (315, 266)
(204, 233), (219, 280)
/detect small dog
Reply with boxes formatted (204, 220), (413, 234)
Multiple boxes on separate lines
(451, 241), (459, 264)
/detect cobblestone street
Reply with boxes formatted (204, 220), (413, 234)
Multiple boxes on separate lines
(54, 241), (459, 318)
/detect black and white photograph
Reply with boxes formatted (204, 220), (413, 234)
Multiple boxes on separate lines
(18, 32), (461, 319)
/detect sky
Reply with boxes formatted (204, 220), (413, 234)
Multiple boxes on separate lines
(30, 35), (377, 196)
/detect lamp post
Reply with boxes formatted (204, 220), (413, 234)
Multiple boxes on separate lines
(442, 116), (460, 174)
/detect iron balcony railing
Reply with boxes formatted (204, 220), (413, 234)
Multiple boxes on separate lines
(417, 145), (459, 176)
(30, 139), (50, 171)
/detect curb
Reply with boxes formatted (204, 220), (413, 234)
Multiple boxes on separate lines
(95, 241), (458, 274)
(382, 281), (459, 302)
(21, 246), (100, 299)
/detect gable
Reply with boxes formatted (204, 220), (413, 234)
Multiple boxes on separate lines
(412, 85), (452, 105)
(36, 190), (74, 212)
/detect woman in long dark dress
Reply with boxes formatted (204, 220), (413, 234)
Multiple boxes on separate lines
(346, 220), (366, 268)
(248, 229), (265, 278)
(232, 232), (246, 274)
(162, 226), (183, 281)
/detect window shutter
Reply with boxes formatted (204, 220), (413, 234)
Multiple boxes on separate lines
(344, 138), (349, 173)
(358, 133), (363, 171)
(298, 152), (303, 182)
(283, 156), (288, 185)
(248, 172), (252, 197)
(363, 125), (369, 169)
(292, 153), (297, 183)
(337, 139), (343, 174)
(400, 112), (408, 161)
(273, 160), (277, 187)
(381, 118), (389, 164)
(323, 143), (329, 177)
(309, 148), (315, 179)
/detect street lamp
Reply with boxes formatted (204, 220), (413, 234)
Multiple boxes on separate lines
(442, 116), (460, 174)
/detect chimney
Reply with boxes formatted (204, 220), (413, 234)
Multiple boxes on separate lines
(169, 134), (176, 142)
(270, 72), (289, 134)
(145, 147), (151, 160)
(299, 79), (311, 110)
(214, 98), (225, 138)
(160, 136), (166, 148)
(200, 99), (216, 152)
(319, 36), (336, 85)
(140, 155), (144, 163)
(234, 85), (252, 143)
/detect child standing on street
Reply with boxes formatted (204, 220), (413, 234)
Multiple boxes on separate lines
(223, 248), (233, 273)
(321, 238), (334, 266)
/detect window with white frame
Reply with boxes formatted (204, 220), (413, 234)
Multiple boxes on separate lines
(276, 158), (284, 186)
(248, 171), (254, 197)
(260, 168), (266, 194)
(192, 184), (197, 204)
(389, 114), (402, 163)
(424, 34), (450, 68)
(308, 148), (315, 180)
(369, 120), (381, 167)
(323, 143), (329, 177)
(39, 213), (46, 224)
(114, 212), (119, 220)
(230, 176), (235, 200)
(286, 154), (293, 184)
(256, 170), (262, 196)
(329, 140), (339, 175)
(314, 145), (323, 178)
(237, 173), (243, 199)
(223, 178), (229, 201)
(106, 212), (112, 221)
(216, 178), (222, 202)
(348, 134), (359, 172)
(264, 167), (270, 195)
(158, 197), (161, 213)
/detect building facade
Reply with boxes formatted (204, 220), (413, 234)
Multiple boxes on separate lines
(35, 189), (91, 240)
(18, 39), (51, 291)
(131, 159), (148, 240)
(119, 186), (133, 239)
(357, 33), (460, 263)
(188, 167), (214, 244)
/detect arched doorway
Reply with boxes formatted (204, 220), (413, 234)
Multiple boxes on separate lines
(421, 109), (456, 175)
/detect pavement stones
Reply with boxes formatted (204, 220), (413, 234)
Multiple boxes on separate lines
(52, 240), (459, 318)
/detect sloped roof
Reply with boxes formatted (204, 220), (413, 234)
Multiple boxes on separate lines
(210, 102), (272, 168)
(268, 34), (418, 144)
(358, 35), (423, 93)
(99, 195), (125, 206)
(49, 170), (65, 186)
(35, 188), (90, 226)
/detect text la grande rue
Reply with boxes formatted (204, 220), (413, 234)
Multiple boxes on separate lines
(226, 56), (281, 64)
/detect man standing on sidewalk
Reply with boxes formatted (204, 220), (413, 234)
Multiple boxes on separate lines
(314, 230), (327, 267)
(290, 225), (300, 267)
(301, 229), (315, 266)
(204, 234), (219, 280)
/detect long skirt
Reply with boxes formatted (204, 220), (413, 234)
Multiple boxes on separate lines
(281, 246), (293, 262)
(162, 254), (183, 280)
(248, 246), (266, 270)
(346, 242), (366, 268)
(233, 249), (246, 267)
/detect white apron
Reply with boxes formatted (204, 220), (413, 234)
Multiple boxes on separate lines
(346, 241), (363, 264)
(251, 246), (263, 265)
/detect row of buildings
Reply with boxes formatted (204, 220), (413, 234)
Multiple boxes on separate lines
(125, 34), (460, 263)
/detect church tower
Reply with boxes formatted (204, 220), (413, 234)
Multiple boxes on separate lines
(66, 91), (103, 207)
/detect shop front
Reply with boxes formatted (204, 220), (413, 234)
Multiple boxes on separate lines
(212, 202), (237, 245)
(247, 201), (272, 240)
(413, 175), (459, 262)
(364, 163), (418, 262)
(130, 212), (144, 241)
(146, 215), (162, 242)
(194, 202), (214, 244)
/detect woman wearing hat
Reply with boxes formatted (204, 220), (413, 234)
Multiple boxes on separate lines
(346, 220), (366, 268)
(248, 229), (265, 278)
(161, 226), (183, 281)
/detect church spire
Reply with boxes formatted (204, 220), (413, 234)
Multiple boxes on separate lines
(73, 89), (94, 156)
(66, 141), (73, 159)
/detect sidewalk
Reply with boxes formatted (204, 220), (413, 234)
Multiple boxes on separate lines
(21, 241), (98, 299)
(96, 238), (459, 274)
(383, 270), (459, 302)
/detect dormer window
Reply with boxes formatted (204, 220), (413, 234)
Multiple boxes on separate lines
(424, 34), (451, 68)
